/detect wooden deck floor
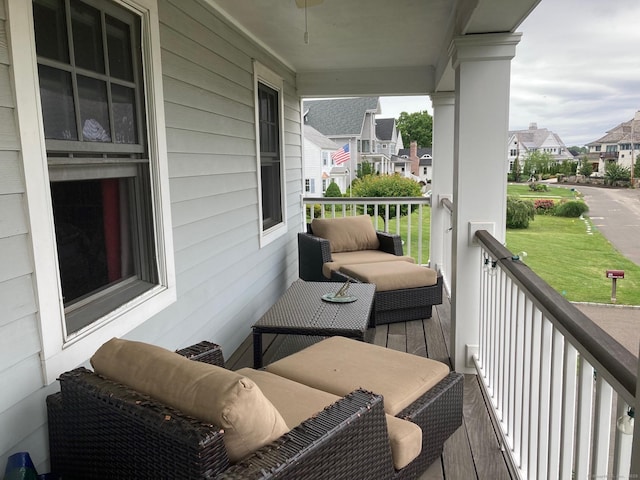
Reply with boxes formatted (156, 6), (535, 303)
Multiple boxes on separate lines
(225, 296), (512, 480)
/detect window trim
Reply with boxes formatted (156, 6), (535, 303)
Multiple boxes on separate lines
(9, 0), (175, 385)
(253, 60), (287, 247)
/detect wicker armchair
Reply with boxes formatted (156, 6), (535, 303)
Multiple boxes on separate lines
(48, 341), (459, 480)
(298, 222), (443, 324)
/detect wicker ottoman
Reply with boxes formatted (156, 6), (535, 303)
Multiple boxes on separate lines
(339, 260), (443, 325)
(266, 336), (464, 476)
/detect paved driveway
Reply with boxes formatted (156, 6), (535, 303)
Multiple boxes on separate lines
(577, 185), (640, 266)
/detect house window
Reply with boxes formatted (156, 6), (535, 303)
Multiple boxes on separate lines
(510, 149), (517, 156)
(305, 179), (310, 192)
(34, 0), (159, 334)
(322, 179), (327, 192)
(322, 151), (330, 166)
(594, 146), (601, 152)
(254, 61), (286, 243)
(15, 0), (174, 383)
(606, 145), (618, 152)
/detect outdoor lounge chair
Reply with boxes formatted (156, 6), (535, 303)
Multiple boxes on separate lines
(47, 339), (463, 479)
(298, 215), (443, 324)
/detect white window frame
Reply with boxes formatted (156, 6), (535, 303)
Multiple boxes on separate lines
(253, 60), (287, 247)
(9, 0), (175, 385)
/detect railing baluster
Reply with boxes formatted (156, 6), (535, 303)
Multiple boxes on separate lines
(417, 203), (423, 265)
(527, 307), (542, 480)
(406, 202), (412, 258)
(591, 375), (613, 477)
(520, 297), (533, 474)
(537, 315), (552, 478)
(547, 326), (564, 478)
(560, 343), (578, 480)
(513, 285), (525, 465)
(575, 356), (595, 480)
(613, 398), (634, 478)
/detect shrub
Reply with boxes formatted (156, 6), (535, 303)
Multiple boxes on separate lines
(324, 182), (342, 197)
(506, 196), (535, 229)
(554, 200), (588, 218)
(350, 174), (422, 217)
(534, 199), (555, 214)
(528, 182), (548, 192)
(604, 162), (630, 183)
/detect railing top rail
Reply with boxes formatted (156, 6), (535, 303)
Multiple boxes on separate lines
(476, 229), (637, 402)
(302, 196), (430, 204)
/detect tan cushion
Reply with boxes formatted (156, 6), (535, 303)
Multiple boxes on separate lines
(322, 250), (415, 279)
(266, 336), (449, 416)
(311, 215), (380, 253)
(91, 338), (289, 463)
(238, 368), (422, 470)
(340, 261), (438, 291)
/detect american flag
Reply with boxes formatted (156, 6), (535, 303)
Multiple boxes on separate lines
(331, 143), (350, 165)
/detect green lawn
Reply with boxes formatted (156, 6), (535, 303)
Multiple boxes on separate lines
(506, 185), (640, 305)
(507, 183), (581, 200)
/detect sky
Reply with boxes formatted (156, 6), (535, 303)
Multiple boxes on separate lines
(379, 0), (640, 147)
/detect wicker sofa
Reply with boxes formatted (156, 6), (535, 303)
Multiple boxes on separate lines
(298, 215), (443, 324)
(47, 340), (463, 480)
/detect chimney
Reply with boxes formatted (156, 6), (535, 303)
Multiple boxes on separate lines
(529, 122), (538, 130)
(410, 141), (419, 175)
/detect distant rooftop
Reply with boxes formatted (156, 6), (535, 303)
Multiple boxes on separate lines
(303, 97), (380, 137)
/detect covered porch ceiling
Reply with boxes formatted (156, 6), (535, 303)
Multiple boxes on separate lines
(203, 0), (541, 97)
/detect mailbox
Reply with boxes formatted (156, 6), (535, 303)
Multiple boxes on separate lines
(606, 270), (625, 279)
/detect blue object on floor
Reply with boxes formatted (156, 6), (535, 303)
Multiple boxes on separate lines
(3, 452), (37, 480)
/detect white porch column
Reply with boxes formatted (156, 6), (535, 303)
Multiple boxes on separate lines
(429, 92), (455, 278)
(449, 33), (521, 372)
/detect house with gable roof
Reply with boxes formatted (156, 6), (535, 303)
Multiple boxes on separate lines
(302, 125), (341, 197)
(398, 142), (433, 185)
(507, 122), (575, 173)
(373, 117), (404, 174)
(586, 111), (640, 175)
(303, 97), (387, 186)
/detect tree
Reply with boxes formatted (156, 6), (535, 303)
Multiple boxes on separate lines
(578, 156), (593, 178)
(511, 157), (522, 183)
(357, 161), (376, 178)
(634, 154), (640, 180)
(396, 110), (433, 147)
(568, 145), (588, 156)
(523, 150), (554, 179)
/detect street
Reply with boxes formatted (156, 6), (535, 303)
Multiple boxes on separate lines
(574, 185), (640, 266)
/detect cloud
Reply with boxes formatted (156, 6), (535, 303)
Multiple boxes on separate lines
(510, 0), (640, 145)
(379, 0), (640, 147)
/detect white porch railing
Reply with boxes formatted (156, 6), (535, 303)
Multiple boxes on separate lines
(439, 196), (454, 294)
(301, 196), (431, 265)
(475, 229), (637, 480)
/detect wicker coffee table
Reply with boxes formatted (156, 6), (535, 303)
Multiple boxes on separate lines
(252, 279), (376, 368)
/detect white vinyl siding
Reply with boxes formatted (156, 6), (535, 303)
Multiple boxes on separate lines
(1, 0), (302, 470)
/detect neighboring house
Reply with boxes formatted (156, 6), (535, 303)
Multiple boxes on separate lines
(0, 0), (555, 475)
(303, 125), (339, 197)
(303, 97), (389, 184)
(398, 142), (433, 184)
(507, 122), (574, 172)
(375, 117), (404, 174)
(586, 111), (640, 175)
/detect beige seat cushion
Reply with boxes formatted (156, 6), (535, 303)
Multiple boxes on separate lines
(340, 261), (438, 291)
(322, 250), (415, 279)
(266, 336), (450, 416)
(238, 368), (422, 470)
(91, 338), (289, 463)
(311, 215), (380, 253)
